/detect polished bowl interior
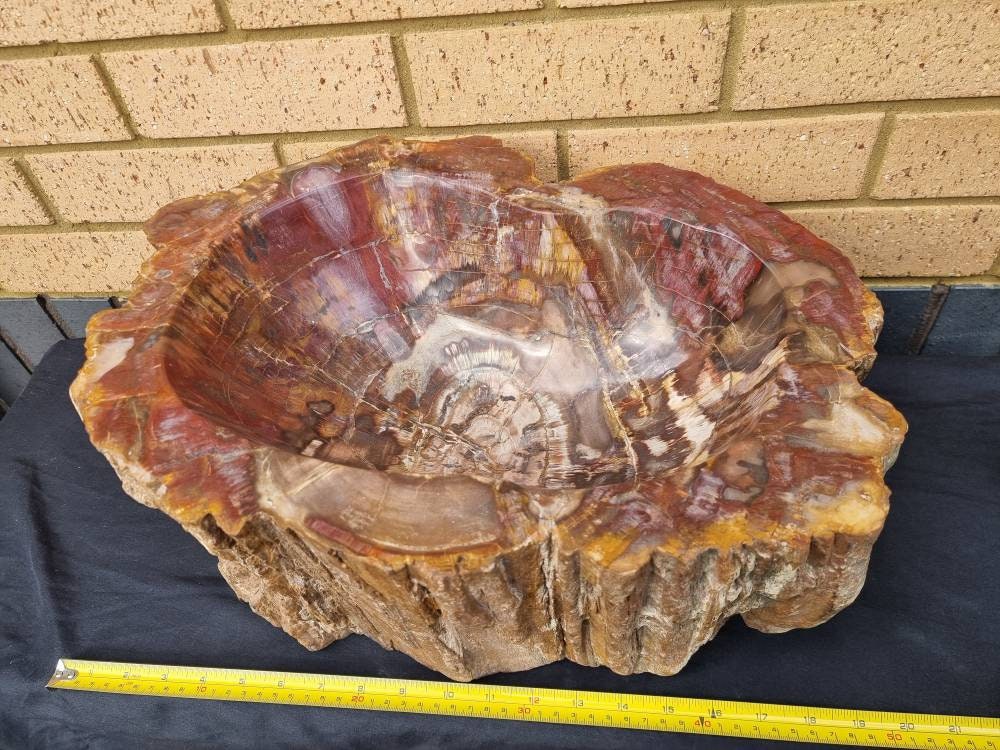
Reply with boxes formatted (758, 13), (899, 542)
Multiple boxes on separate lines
(160, 167), (795, 495)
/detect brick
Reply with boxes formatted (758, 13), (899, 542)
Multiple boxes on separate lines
(0, 0), (221, 47)
(873, 111), (1000, 199)
(228, 0), (541, 29)
(735, 0), (1000, 111)
(569, 114), (882, 202)
(282, 130), (559, 181)
(103, 38), (406, 138)
(0, 232), (152, 293)
(786, 206), (1000, 277)
(406, 13), (730, 126)
(0, 56), (129, 146)
(27, 145), (279, 223)
(0, 160), (49, 226)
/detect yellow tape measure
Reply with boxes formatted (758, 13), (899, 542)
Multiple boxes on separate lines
(48, 658), (999, 748)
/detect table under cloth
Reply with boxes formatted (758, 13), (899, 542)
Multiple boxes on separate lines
(1, 340), (997, 749)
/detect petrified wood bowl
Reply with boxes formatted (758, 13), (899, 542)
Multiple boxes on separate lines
(72, 137), (906, 680)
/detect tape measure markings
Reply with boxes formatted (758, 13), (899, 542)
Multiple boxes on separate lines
(48, 659), (1000, 748)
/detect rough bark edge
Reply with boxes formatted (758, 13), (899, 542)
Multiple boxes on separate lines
(188, 513), (562, 680)
(186, 509), (878, 681)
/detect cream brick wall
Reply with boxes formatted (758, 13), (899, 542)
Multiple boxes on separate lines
(1, 0), (998, 295)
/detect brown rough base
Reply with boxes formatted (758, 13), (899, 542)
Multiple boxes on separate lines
(187, 513), (874, 681)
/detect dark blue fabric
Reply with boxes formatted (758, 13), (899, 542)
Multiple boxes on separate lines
(1, 340), (998, 749)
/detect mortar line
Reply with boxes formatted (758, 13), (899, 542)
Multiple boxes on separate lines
(90, 54), (141, 139)
(769, 195), (1000, 211)
(390, 36), (421, 128)
(212, 0), (238, 32)
(555, 130), (570, 180)
(858, 107), (898, 199)
(271, 140), (288, 167)
(870, 276), (1000, 287)
(0, 222), (144, 235)
(11, 158), (62, 225)
(715, 4), (747, 113)
(6, 291), (116, 300)
(214, 0), (252, 45)
(3, 96), (999, 159)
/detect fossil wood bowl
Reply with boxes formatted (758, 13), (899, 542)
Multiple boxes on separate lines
(72, 136), (906, 680)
